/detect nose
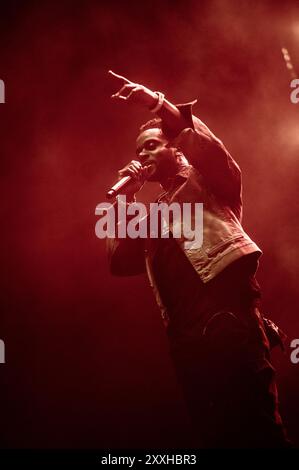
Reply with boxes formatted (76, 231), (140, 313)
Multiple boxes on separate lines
(138, 150), (148, 163)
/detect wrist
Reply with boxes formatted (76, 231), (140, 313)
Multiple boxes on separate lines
(148, 91), (165, 113)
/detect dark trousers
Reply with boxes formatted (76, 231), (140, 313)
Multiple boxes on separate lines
(167, 256), (289, 448)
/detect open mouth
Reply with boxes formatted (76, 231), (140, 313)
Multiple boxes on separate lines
(143, 162), (156, 178)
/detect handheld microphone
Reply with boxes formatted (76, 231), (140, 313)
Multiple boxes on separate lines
(106, 164), (153, 200)
(106, 175), (134, 200)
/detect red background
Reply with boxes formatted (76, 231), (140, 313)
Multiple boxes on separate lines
(0, 0), (298, 448)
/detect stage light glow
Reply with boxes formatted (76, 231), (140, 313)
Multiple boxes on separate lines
(291, 20), (299, 39)
(281, 46), (297, 79)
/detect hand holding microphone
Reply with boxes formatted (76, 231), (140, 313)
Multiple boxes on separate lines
(106, 160), (154, 200)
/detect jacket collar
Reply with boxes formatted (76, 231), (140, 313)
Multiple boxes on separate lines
(158, 164), (192, 201)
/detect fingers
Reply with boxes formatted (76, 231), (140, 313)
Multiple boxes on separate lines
(119, 160), (143, 179)
(108, 70), (132, 84)
(109, 70), (140, 101)
(122, 86), (139, 100)
(111, 83), (137, 99)
(112, 86), (138, 101)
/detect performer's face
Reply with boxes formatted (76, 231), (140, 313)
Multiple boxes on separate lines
(136, 128), (178, 182)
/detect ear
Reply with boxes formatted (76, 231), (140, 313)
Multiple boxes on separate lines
(165, 140), (176, 149)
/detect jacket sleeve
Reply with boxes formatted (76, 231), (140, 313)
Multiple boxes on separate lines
(107, 236), (146, 276)
(172, 102), (241, 201)
(106, 197), (146, 276)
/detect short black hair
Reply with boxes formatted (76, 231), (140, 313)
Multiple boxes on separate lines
(138, 118), (176, 140)
(139, 118), (162, 133)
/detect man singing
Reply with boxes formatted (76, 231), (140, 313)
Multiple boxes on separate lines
(105, 70), (289, 448)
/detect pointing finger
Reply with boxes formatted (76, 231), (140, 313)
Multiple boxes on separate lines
(108, 70), (132, 84)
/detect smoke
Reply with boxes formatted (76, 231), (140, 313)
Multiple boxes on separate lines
(1, 0), (299, 447)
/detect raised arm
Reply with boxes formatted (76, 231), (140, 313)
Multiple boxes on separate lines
(172, 104), (242, 201)
(109, 70), (187, 135)
(109, 70), (241, 201)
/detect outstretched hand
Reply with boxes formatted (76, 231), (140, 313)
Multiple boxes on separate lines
(108, 70), (158, 108)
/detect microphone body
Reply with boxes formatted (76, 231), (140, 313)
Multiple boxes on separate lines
(106, 175), (134, 200)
